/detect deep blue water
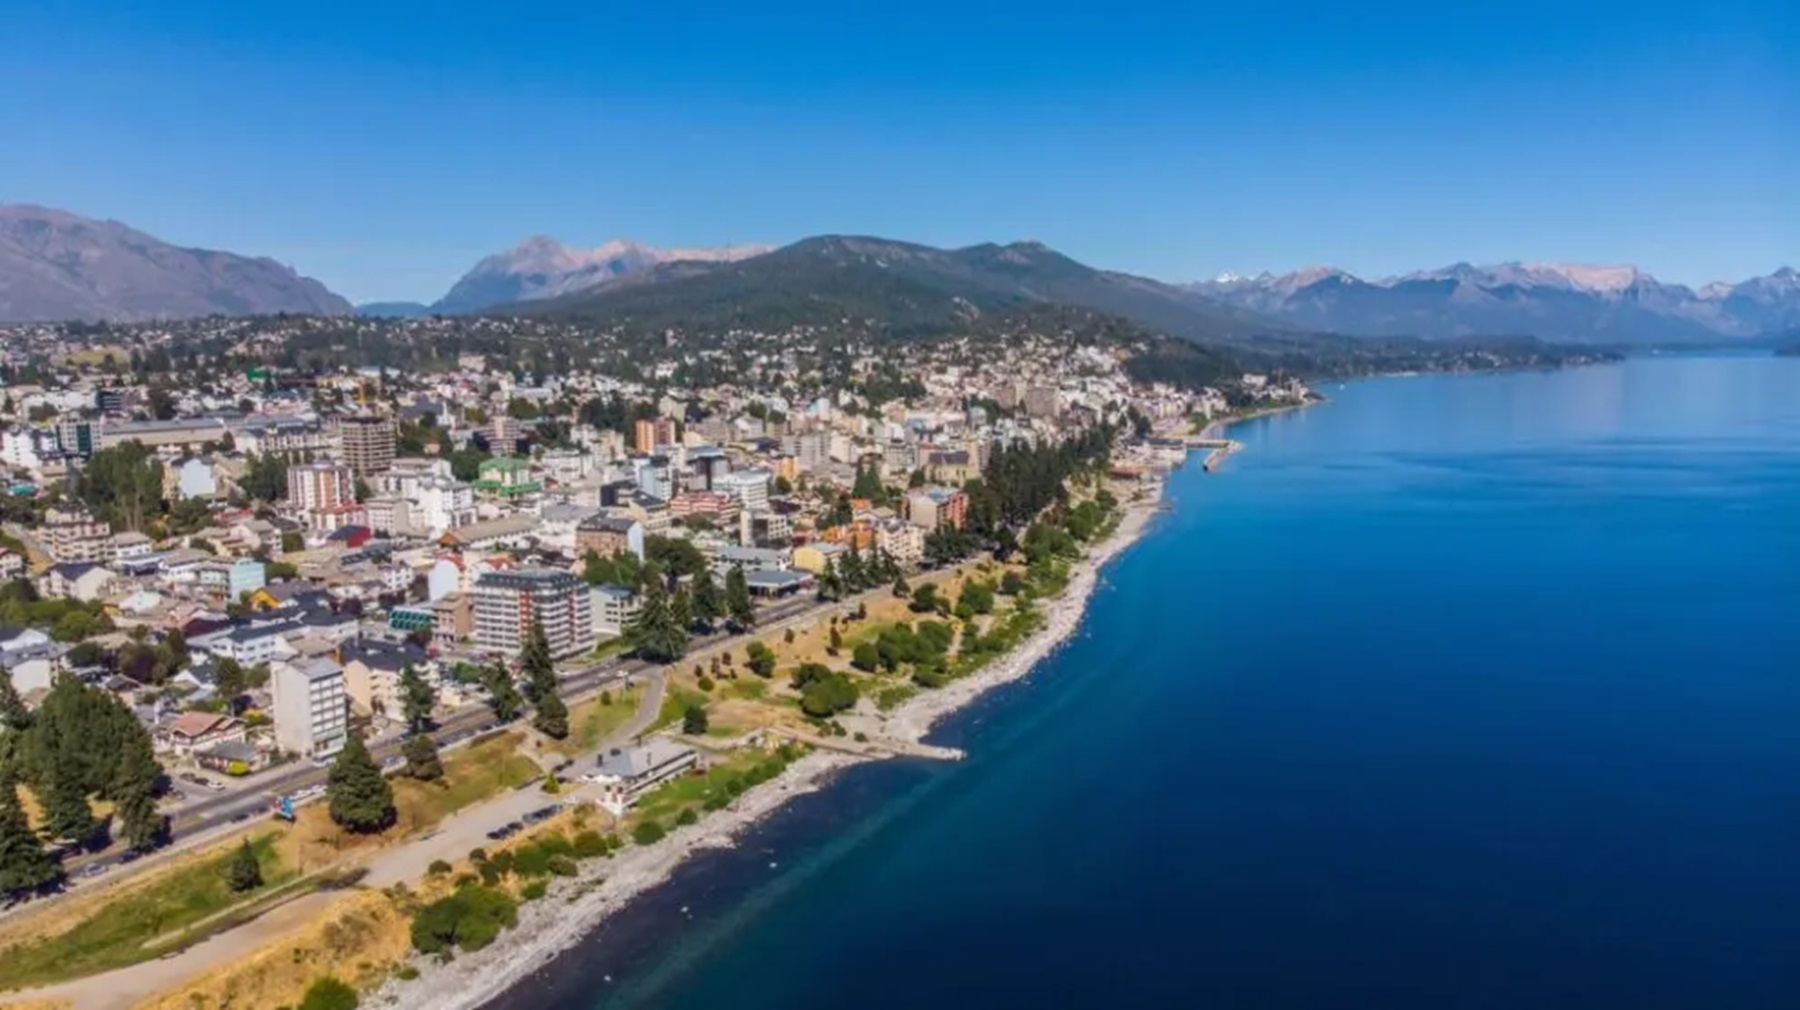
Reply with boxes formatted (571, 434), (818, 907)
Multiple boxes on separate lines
(492, 355), (1800, 1010)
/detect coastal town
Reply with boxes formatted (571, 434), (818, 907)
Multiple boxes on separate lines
(0, 312), (1311, 1010)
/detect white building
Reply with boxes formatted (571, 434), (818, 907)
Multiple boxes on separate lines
(717, 468), (772, 512)
(590, 739), (700, 815)
(590, 583), (642, 637)
(271, 657), (348, 759)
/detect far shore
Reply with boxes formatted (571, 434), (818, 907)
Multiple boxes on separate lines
(372, 477), (1168, 1010)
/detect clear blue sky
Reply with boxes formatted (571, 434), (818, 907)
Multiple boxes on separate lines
(1, 0), (1793, 303)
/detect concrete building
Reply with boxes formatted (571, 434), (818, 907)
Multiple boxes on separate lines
(337, 413), (398, 477)
(905, 487), (969, 531)
(632, 416), (678, 454)
(590, 583), (642, 637)
(473, 568), (594, 660)
(271, 657), (348, 760)
(575, 514), (645, 561)
(42, 507), (111, 564)
(287, 461), (356, 511)
(717, 468), (772, 513)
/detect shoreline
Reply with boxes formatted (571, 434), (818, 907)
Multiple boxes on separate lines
(374, 482), (1168, 1010)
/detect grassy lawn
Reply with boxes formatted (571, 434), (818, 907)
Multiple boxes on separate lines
(392, 732), (540, 829)
(553, 685), (644, 756)
(650, 686), (711, 733)
(629, 750), (778, 827)
(0, 833), (297, 990)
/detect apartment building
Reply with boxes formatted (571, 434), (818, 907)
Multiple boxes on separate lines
(271, 657), (348, 760)
(287, 461), (356, 511)
(336, 413), (398, 477)
(42, 506), (110, 563)
(473, 568), (594, 660)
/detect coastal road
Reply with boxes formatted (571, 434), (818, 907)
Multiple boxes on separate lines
(48, 593), (827, 890)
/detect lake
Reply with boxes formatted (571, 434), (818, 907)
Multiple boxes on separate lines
(490, 354), (1800, 1010)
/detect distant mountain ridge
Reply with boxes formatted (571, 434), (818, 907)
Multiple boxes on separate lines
(0, 203), (351, 322)
(431, 235), (772, 314)
(522, 234), (1291, 346)
(1194, 262), (1799, 344)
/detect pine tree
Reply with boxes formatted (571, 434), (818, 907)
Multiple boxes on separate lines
(327, 733), (395, 834)
(689, 568), (722, 629)
(483, 664), (523, 723)
(841, 545), (866, 590)
(816, 558), (844, 602)
(519, 619), (557, 706)
(533, 689), (569, 740)
(113, 769), (165, 851)
(725, 564), (755, 629)
(670, 586), (693, 633)
(0, 673), (30, 733)
(397, 665), (435, 734)
(402, 733), (444, 782)
(0, 769), (56, 899)
(626, 582), (689, 663)
(226, 838), (263, 892)
(42, 762), (97, 846)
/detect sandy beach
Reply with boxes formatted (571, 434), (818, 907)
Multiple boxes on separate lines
(373, 484), (1166, 1010)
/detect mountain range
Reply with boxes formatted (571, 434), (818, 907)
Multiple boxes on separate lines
(0, 204), (350, 322)
(1192, 263), (1800, 344)
(516, 234), (1285, 344)
(1, 202), (1792, 348)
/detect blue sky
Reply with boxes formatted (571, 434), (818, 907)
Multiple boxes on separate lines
(1, 0), (1793, 303)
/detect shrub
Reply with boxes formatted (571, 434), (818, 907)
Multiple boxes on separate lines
(520, 881), (548, 901)
(410, 886), (519, 955)
(299, 976), (359, 1010)
(427, 859), (453, 876)
(394, 965), (421, 982)
(633, 820), (666, 845)
(547, 855), (578, 877)
(468, 847), (488, 863)
(675, 808), (699, 827)
(572, 830), (609, 858)
(512, 845), (551, 877)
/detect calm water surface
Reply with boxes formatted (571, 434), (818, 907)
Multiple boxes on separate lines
(492, 355), (1800, 1010)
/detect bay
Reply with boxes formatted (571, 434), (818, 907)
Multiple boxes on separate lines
(490, 354), (1800, 1010)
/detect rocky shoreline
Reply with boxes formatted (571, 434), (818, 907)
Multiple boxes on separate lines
(373, 485), (1166, 1010)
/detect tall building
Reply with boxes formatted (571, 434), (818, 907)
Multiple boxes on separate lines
(337, 413), (398, 477)
(287, 461), (356, 510)
(718, 468), (772, 513)
(473, 568), (594, 660)
(632, 416), (678, 454)
(271, 658), (348, 759)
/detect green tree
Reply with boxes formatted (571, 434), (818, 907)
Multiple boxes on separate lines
(909, 584), (940, 614)
(669, 586), (693, 634)
(534, 689), (569, 740)
(483, 664), (523, 723)
(851, 642), (881, 673)
(397, 665), (435, 734)
(0, 769), (57, 899)
(402, 733), (444, 781)
(682, 704), (709, 735)
(725, 564), (755, 629)
(226, 839), (263, 892)
(410, 886), (519, 955)
(625, 582), (688, 663)
(689, 567), (722, 629)
(113, 768), (166, 851)
(744, 641), (777, 678)
(327, 733), (395, 834)
(519, 619), (557, 706)
(298, 976), (360, 1010)
(42, 762), (98, 845)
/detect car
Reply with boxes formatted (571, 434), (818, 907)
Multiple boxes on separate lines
(77, 863), (107, 879)
(522, 805), (561, 824)
(228, 811), (253, 824)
